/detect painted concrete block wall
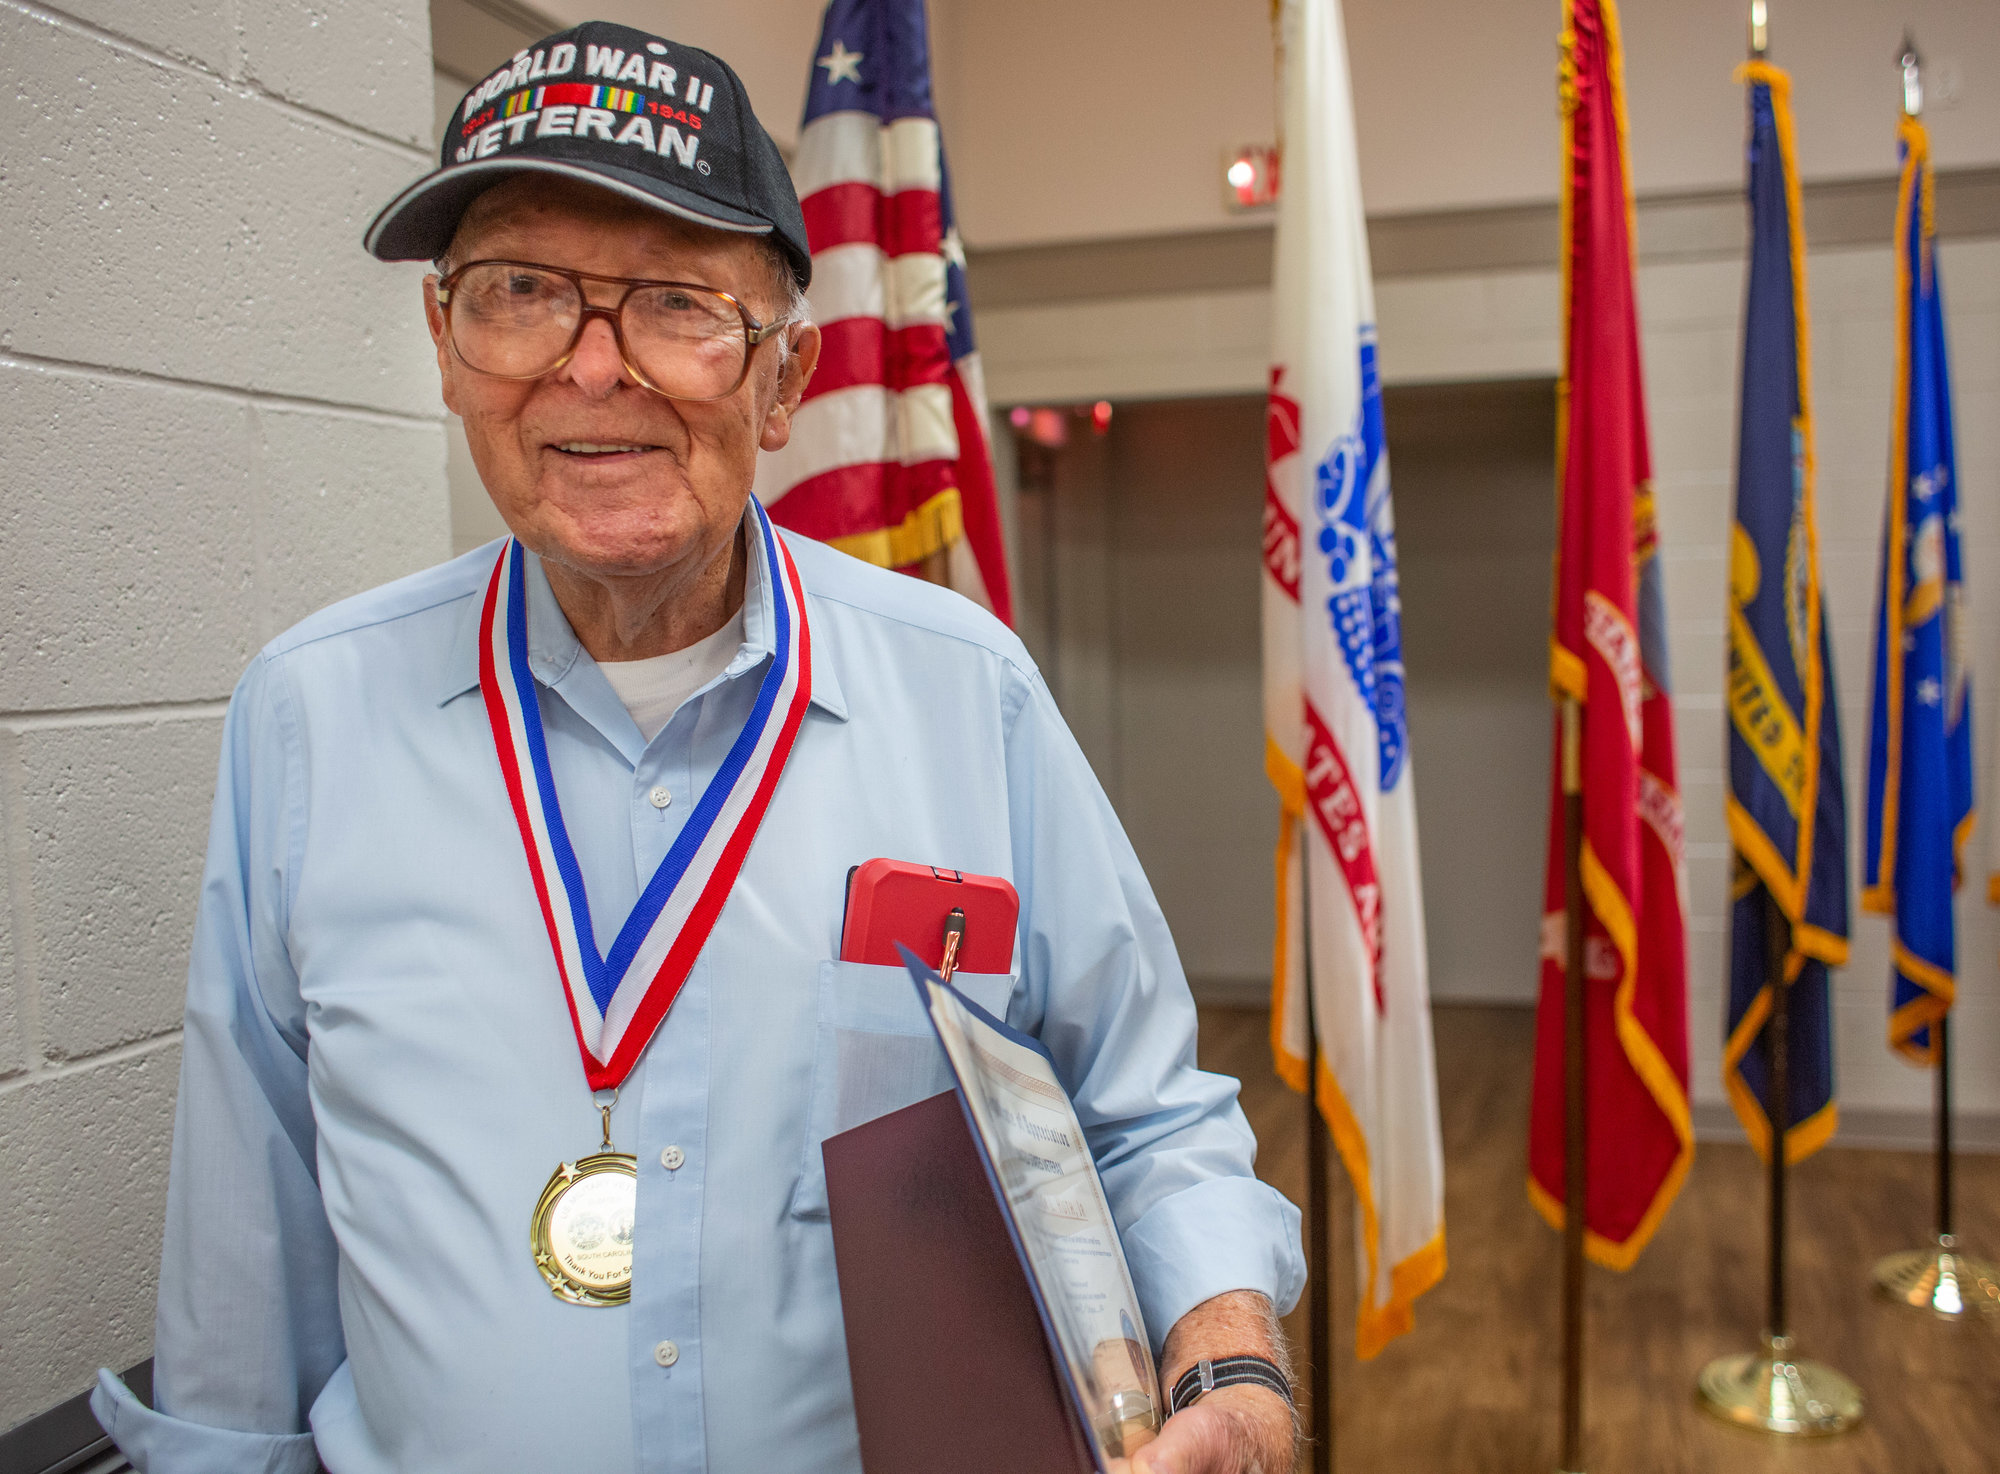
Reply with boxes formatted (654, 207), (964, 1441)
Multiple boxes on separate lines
(0, 1), (449, 1432)
(975, 232), (2000, 1127)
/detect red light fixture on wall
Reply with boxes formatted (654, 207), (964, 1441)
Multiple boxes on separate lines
(1006, 402), (1114, 450)
(1225, 145), (1280, 211)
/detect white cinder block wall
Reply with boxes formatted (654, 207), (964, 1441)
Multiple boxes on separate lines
(0, 1), (449, 1430)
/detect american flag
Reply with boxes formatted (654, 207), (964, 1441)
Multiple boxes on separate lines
(754, 0), (1013, 624)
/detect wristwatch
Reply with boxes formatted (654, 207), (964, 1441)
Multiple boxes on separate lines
(1167, 1355), (1295, 1416)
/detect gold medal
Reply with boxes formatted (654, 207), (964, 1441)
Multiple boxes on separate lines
(531, 1097), (635, 1306)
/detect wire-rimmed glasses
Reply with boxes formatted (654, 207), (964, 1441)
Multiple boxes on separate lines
(434, 260), (787, 402)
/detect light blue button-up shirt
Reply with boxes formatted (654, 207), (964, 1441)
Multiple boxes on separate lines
(92, 515), (1304, 1474)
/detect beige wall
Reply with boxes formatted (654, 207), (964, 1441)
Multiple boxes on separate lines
(956, 0), (1997, 245)
(445, 0), (2000, 249)
(539, 0), (827, 148)
(1351, 0), (1999, 216)
(519, 0), (1998, 248)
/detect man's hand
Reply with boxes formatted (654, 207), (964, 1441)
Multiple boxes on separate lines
(1119, 1290), (1298, 1474)
(1127, 1383), (1293, 1474)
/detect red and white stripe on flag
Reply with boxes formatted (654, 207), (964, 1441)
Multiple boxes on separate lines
(755, 6), (1010, 623)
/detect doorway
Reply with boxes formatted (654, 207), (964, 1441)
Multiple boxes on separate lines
(1005, 379), (1557, 1005)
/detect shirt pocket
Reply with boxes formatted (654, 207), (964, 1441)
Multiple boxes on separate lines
(788, 959), (1016, 1221)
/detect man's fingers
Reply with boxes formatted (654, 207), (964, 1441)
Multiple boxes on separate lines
(1130, 1402), (1231, 1474)
(1127, 1385), (1297, 1474)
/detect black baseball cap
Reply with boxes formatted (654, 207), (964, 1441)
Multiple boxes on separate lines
(364, 21), (811, 287)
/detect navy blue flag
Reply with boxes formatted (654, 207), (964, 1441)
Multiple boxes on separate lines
(1864, 111), (1973, 1064)
(1723, 63), (1847, 1162)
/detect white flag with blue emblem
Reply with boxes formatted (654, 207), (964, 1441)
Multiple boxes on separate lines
(1260, 0), (1445, 1358)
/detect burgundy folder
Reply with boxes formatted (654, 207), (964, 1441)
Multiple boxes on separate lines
(823, 1089), (1096, 1474)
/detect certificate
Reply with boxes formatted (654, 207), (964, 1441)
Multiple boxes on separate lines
(909, 955), (1162, 1462)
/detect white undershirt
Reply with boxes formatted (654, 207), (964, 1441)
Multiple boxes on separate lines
(596, 607), (746, 742)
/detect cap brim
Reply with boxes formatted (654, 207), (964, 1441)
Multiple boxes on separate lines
(363, 157), (774, 261)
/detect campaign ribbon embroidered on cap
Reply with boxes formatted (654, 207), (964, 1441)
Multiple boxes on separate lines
(452, 38), (719, 174)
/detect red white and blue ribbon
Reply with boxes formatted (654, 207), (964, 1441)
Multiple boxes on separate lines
(479, 500), (813, 1090)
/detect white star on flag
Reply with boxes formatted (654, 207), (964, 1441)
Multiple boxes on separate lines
(761, 0), (1015, 624)
(941, 227), (966, 271)
(818, 40), (863, 85)
(1917, 676), (1943, 706)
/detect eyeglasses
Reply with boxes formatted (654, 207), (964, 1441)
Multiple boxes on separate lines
(434, 260), (789, 402)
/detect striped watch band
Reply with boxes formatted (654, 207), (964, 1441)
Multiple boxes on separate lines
(1167, 1355), (1295, 1416)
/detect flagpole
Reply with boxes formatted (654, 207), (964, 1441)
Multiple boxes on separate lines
(1763, 892), (1789, 1347)
(1936, 1013), (1951, 1243)
(1870, 916), (2000, 1321)
(1696, 889), (1863, 1431)
(1303, 863), (1335, 1474)
(1866, 31), (2000, 1322)
(1557, 697), (1586, 1474)
(1694, 7), (1864, 1430)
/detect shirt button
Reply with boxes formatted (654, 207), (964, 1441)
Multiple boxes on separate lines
(654, 1340), (680, 1368)
(660, 1145), (685, 1171)
(648, 787), (672, 809)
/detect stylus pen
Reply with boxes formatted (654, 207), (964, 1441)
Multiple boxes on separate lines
(939, 907), (966, 984)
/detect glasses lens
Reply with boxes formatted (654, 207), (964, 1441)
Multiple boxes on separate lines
(449, 264), (582, 377)
(622, 285), (751, 400)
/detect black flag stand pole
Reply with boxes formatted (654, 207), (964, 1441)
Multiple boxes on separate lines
(1695, 889), (1862, 1432)
(1867, 29), (2000, 1323)
(1556, 699), (1587, 1474)
(1302, 862), (1335, 1474)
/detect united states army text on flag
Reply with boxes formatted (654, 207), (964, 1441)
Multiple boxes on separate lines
(1261, 0), (1445, 1360)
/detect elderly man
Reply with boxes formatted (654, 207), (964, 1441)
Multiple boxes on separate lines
(91, 21), (1302, 1474)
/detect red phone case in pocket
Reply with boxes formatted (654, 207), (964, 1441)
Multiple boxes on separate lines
(840, 859), (1019, 974)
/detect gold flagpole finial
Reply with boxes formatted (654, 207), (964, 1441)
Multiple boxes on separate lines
(1748, 0), (1768, 60)
(1899, 32), (1924, 117)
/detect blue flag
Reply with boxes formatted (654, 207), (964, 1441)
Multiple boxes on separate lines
(1723, 64), (1847, 1163)
(1864, 114), (1973, 1064)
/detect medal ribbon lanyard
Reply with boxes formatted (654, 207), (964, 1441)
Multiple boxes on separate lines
(479, 499), (814, 1090)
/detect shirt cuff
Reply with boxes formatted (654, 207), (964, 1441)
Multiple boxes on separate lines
(1120, 1175), (1306, 1354)
(92, 1369), (321, 1474)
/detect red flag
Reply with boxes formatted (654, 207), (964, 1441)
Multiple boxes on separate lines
(1527, 0), (1693, 1268)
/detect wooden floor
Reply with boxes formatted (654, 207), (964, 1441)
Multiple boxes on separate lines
(1198, 1003), (2000, 1474)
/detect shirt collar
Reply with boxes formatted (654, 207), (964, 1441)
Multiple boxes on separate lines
(436, 511), (848, 723)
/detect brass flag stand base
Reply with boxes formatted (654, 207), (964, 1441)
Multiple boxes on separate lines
(1698, 879), (1862, 1438)
(1872, 1236), (2000, 1318)
(1698, 1333), (1864, 1435)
